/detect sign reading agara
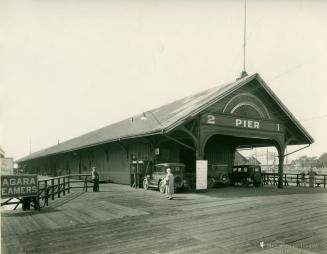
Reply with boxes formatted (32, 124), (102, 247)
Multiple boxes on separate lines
(1, 175), (38, 198)
(202, 114), (284, 133)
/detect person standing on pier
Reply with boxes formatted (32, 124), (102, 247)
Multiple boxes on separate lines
(92, 166), (99, 192)
(300, 170), (306, 187)
(308, 168), (317, 188)
(165, 168), (174, 200)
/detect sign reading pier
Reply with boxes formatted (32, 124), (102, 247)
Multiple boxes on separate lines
(1, 175), (38, 198)
(201, 113), (284, 133)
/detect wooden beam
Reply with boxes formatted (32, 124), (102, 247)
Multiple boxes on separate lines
(162, 135), (196, 151)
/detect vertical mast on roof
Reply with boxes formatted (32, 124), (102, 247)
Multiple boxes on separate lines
(240, 0), (248, 78)
(243, 0), (247, 73)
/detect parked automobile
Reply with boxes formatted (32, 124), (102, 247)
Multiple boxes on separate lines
(207, 164), (230, 188)
(143, 163), (189, 192)
(230, 165), (262, 187)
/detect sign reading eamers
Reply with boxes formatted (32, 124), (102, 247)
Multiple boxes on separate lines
(1, 175), (38, 198)
(201, 113), (284, 132)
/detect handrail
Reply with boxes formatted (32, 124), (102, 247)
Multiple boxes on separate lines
(261, 172), (327, 188)
(37, 174), (92, 209)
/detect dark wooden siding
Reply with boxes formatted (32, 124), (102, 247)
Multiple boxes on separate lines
(128, 142), (153, 161)
(204, 136), (234, 172)
(106, 143), (129, 184)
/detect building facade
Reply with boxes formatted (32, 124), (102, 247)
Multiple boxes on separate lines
(18, 74), (313, 188)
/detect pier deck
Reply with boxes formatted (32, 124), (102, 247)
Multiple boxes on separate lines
(1, 184), (327, 254)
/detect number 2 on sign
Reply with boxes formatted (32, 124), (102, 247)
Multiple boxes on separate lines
(207, 115), (215, 124)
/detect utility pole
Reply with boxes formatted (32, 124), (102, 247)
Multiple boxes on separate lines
(29, 136), (32, 154)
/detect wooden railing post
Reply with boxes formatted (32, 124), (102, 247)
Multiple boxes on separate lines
(63, 177), (66, 196)
(51, 179), (55, 200)
(35, 174), (92, 208)
(85, 176), (88, 192)
(45, 180), (48, 206)
(324, 175), (326, 188)
(284, 174), (287, 186)
(36, 182), (40, 211)
(58, 178), (61, 198)
(68, 175), (70, 194)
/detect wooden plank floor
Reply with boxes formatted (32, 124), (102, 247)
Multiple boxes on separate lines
(1, 184), (327, 254)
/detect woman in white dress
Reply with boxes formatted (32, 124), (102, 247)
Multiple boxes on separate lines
(165, 168), (174, 200)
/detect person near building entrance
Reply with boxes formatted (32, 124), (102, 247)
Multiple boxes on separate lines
(308, 168), (317, 188)
(300, 170), (306, 187)
(165, 168), (174, 200)
(91, 166), (99, 192)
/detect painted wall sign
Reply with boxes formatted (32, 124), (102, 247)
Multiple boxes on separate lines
(196, 160), (208, 190)
(201, 114), (284, 132)
(1, 175), (38, 198)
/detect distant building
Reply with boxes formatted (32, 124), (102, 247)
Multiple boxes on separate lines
(234, 152), (261, 166)
(0, 146), (5, 158)
(0, 147), (14, 175)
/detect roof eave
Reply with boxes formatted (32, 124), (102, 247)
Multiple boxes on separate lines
(17, 129), (165, 163)
(255, 75), (314, 144)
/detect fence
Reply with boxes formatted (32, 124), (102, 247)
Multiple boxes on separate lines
(1, 174), (92, 210)
(38, 174), (92, 208)
(261, 173), (327, 188)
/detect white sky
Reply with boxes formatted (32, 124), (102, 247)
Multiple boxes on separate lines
(1, 0), (327, 161)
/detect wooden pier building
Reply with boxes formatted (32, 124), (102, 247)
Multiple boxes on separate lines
(17, 73), (314, 188)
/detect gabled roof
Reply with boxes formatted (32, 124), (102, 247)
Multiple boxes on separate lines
(18, 73), (313, 162)
(234, 152), (249, 165)
(234, 152), (261, 165)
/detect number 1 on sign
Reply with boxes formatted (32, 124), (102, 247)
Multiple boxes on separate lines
(207, 115), (215, 124)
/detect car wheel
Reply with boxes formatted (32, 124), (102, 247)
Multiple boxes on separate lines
(207, 178), (215, 189)
(158, 181), (165, 193)
(143, 179), (149, 190)
(241, 178), (249, 187)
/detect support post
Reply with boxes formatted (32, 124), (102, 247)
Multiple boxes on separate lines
(68, 175), (70, 194)
(196, 149), (204, 160)
(63, 177), (66, 196)
(136, 161), (139, 189)
(324, 175), (326, 188)
(278, 153), (285, 189)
